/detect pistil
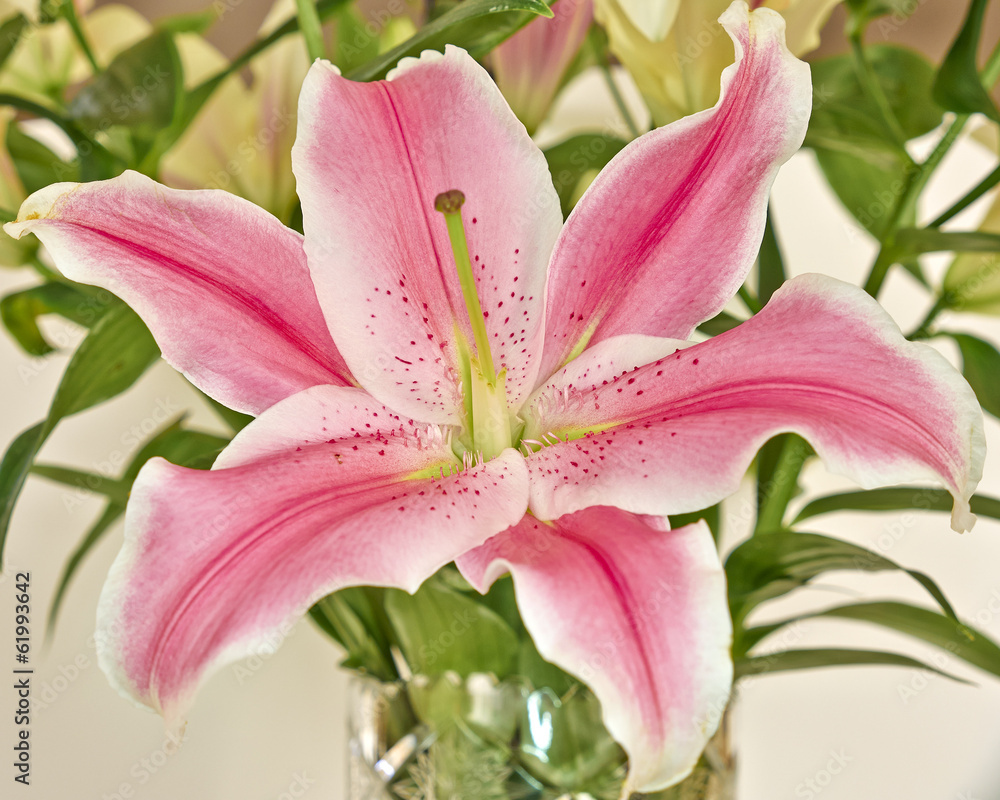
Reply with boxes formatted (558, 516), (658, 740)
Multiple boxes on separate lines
(434, 190), (497, 385)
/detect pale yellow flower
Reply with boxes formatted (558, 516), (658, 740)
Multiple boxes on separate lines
(161, 34), (308, 223)
(0, 5), (149, 106)
(595, 0), (839, 124)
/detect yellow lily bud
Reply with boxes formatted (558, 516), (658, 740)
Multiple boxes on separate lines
(594, 0), (839, 124)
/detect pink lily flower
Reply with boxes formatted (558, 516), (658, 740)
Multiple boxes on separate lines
(4, 4), (984, 792)
(490, 0), (594, 134)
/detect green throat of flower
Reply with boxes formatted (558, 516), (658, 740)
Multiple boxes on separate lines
(434, 190), (515, 461)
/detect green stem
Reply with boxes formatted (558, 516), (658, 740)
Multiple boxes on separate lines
(928, 162), (1000, 228)
(62, 0), (100, 74)
(755, 436), (810, 534)
(849, 33), (910, 151)
(907, 296), (948, 340)
(862, 114), (969, 297)
(294, 0), (327, 62)
(590, 33), (640, 139)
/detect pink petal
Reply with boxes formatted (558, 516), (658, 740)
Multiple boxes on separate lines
(491, 0), (594, 133)
(96, 386), (529, 720)
(526, 274), (985, 532)
(536, 4), (811, 380)
(4, 171), (351, 415)
(292, 46), (562, 425)
(458, 508), (731, 792)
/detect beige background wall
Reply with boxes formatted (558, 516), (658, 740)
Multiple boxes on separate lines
(3, 1), (1000, 798)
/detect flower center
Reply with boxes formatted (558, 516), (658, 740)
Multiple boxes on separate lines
(434, 190), (514, 460)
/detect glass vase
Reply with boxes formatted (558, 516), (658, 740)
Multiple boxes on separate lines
(347, 673), (735, 800)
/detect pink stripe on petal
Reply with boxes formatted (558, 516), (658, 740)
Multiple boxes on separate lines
(537, 4), (811, 381)
(293, 47), (561, 424)
(4, 172), (351, 415)
(458, 508), (731, 792)
(526, 274), (985, 531)
(97, 385), (529, 720)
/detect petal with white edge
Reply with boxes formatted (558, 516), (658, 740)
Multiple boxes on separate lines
(526, 274), (985, 532)
(4, 172), (352, 415)
(458, 508), (732, 792)
(537, 3), (811, 380)
(96, 386), (529, 721)
(293, 46), (561, 424)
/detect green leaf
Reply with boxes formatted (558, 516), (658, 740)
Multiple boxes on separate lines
(932, 0), (999, 122)
(0, 422), (45, 570)
(669, 503), (721, 544)
(517, 636), (577, 696)
(0, 282), (101, 356)
(345, 0), (554, 82)
(332, 6), (380, 73)
(310, 588), (397, 680)
(385, 579), (519, 678)
(5, 125), (80, 196)
(67, 31), (183, 141)
(199, 390), (253, 433)
(0, 303), (160, 567)
(947, 332), (1000, 418)
(0, 13), (28, 71)
(794, 486), (1000, 522)
(757, 206), (784, 304)
(735, 647), (971, 683)
(543, 133), (628, 218)
(696, 311), (742, 337)
(30, 464), (131, 505)
(154, 8), (218, 34)
(744, 601), (1000, 682)
(46, 420), (229, 635)
(43, 302), (160, 439)
(809, 45), (943, 149)
(726, 531), (956, 644)
(896, 227), (1000, 255)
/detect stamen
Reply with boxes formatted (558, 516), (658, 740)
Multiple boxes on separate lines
(434, 190), (497, 384)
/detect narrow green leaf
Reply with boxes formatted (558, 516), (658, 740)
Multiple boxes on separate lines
(0, 14), (28, 71)
(932, 0), (998, 121)
(385, 579), (519, 678)
(1, 304), (160, 567)
(294, 0), (326, 62)
(735, 647), (971, 683)
(757, 206), (784, 303)
(345, 0), (554, 82)
(896, 227), (1000, 255)
(946, 332), (1000, 417)
(0, 282), (101, 356)
(311, 589), (398, 680)
(726, 531), (956, 638)
(45, 420), (229, 635)
(47, 503), (124, 636)
(0, 423), (45, 570)
(30, 464), (130, 505)
(794, 487), (1000, 522)
(543, 133), (628, 218)
(744, 601), (1000, 682)
(43, 302), (160, 439)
